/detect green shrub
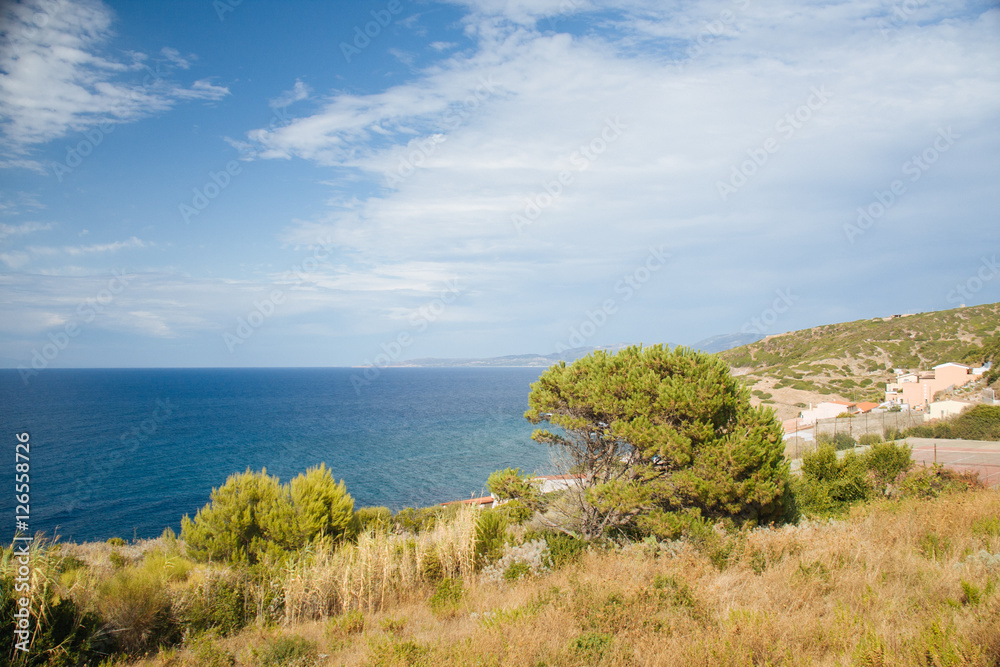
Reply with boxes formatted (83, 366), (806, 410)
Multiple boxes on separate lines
(181, 468), (297, 565)
(918, 531), (951, 561)
(971, 516), (1000, 538)
(857, 433), (882, 447)
(540, 532), (587, 569)
(108, 551), (127, 569)
(429, 577), (464, 614)
(96, 566), (180, 655)
(290, 463), (354, 544)
(179, 570), (252, 636)
(474, 510), (508, 569)
(571, 631), (612, 660)
(824, 432), (857, 450)
(503, 562), (532, 581)
(106, 537), (127, 547)
(257, 634), (318, 667)
(1, 558), (108, 667)
(326, 609), (365, 636)
(393, 506), (444, 534)
(191, 635), (235, 667)
(353, 506), (392, 534)
(864, 441), (912, 494)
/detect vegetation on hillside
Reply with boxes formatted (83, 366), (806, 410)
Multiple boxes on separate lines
(3, 462), (995, 666)
(4, 344), (999, 666)
(719, 302), (1000, 404)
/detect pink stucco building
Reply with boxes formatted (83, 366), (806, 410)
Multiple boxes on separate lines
(885, 362), (981, 409)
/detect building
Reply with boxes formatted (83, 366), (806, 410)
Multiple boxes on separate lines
(782, 418), (815, 441)
(885, 362), (983, 409)
(799, 401), (855, 425)
(927, 400), (972, 421)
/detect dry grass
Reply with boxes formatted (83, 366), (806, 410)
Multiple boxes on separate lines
(283, 502), (478, 622)
(125, 488), (1000, 667)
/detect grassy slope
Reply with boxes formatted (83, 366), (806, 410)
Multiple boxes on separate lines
(135, 489), (1000, 666)
(718, 302), (1000, 417)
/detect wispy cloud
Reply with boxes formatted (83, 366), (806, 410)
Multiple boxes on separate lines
(0, 221), (53, 239)
(234, 0), (999, 352)
(0, 0), (230, 153)
(1, 236), (149, 268)
(269, 79), (312, 109)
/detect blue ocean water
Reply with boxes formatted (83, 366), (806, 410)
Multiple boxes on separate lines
(0, 367), (551, 544)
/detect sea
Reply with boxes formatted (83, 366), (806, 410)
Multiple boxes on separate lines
(0, 367), (553, 544)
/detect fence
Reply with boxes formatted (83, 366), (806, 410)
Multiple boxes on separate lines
(784, 411), (926, 458)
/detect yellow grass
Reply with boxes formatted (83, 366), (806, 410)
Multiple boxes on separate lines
(127, 488), (1000, 667)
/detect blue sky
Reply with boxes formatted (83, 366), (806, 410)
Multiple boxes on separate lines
(1, 0), (998, 370)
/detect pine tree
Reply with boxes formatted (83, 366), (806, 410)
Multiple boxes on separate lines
(525, 344), (790, 539)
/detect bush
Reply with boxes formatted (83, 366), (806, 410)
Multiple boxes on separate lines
(429, 577), (464, 614)
(865, 441), (913, 494)
(96, 566), (180, 655)
(181, 468), (297, 565)
(393, 506), (444, 534)
(178, 569), (252, 636)
(289, 463), (354, 544)
(818, 431), (856, 451)
(474, 510), (509, 569)
(353, 506), (392, 534)
(190, 635), (235, 667)
(256, 634), (318, 667)
(539, 532), (587, 569)
(487, 468), (544, 523)
(857, 433), (882, 447)
(1, 556), (107, 667)
(504, 561), (532, 581)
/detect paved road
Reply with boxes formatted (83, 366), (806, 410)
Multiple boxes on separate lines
(788, 437), (1000, 488)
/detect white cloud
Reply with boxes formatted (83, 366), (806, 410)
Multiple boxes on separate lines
(0, 0), (230, 152)
(269, 79), (312, 109)
(1, 235), (150, 268)
(0, 221), (53, 239)
(238, 0), (999, 349)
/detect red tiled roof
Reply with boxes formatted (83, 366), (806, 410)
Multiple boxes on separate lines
(442, 495), (494, 506)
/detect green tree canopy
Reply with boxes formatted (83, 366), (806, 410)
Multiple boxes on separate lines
(181, 468), (297, 564)
(290, 462), (355, 543)
(525, 344), (790, 539)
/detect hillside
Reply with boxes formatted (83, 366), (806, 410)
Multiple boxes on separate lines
(719, 302), (1000, 419)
